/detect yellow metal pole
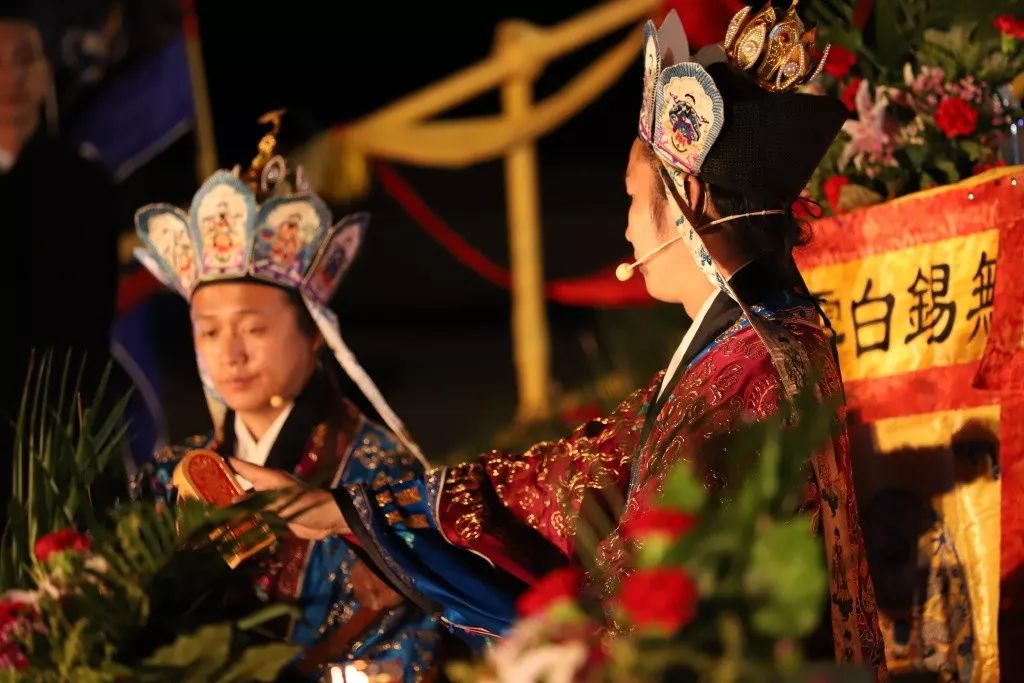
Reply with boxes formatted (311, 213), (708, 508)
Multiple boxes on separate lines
(499, 21), (551, 421)
(352, 0), (658, 131)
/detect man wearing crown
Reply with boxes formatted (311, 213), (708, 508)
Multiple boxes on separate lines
(233, 6), (888, 678)
(132, 115), (442, 680)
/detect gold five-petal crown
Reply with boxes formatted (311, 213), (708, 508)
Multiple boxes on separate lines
(723, 1), (830, 93)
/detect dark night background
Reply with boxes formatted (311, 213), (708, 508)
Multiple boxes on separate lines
(134, 0), (685, 457)
(52, 0), (689, 458)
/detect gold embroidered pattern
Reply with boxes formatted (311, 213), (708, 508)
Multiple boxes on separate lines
(442, 463), (487, 542)
(745, 373), (781, 420)
(385, 510), (403, 526)
(354, 433), (384, 470)
(709, 361), (744, 405)
(406, 514), (430, 529)
(375, 491), (394, 507)
(396, 487), (423, 506)
(438, 382), (654, 551)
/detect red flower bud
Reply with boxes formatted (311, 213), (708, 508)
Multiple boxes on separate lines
(617, 568), (698, 633)
(34, 529), (90, 564)
(994, 14), (1024, 40)
(823, 45), (856, 80)
(516, 566), (583, 617)
(822, 176), (850, 213)
(620, 507), (696, 543)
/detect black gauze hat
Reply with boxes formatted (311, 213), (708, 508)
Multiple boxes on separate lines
(699, 62), (848, 203)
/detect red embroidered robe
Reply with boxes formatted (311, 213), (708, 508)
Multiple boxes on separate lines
(433, 303), (888, 678)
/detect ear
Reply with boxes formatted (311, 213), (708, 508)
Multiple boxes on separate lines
(682, 173), (706, 218)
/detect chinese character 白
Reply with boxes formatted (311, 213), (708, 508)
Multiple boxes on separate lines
(851, 279), (894, 356)
(905, 264), (956, 344)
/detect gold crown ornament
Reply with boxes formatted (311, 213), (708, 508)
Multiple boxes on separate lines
(723, 0), (830, 93)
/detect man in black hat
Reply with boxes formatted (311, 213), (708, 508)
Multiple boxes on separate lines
(0, 3), (120, 516)
(230, 4), (887, 677)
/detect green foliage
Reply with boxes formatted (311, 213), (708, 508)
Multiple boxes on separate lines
(746, 521), (828, 639)
(804, 0), (1023, 83)
(136, 620), (298, 683)
(1, 352), (299, 681)
(2, 352), (131, 588)
(631, 387), (837, 680)
(658, 464), (707, 513)
(805, 0), (1023, 210)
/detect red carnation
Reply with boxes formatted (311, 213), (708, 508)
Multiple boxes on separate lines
(935, 97), (978, 139)
(822, 175), (850, 213)
(994, 14), (1024, 40)
(620, 507), (695, 543)
(516, 566), (583, 617)
(823, 45), (856, 80)
(618, 568), (698, 633)
(839, 77), (863, 111)
(0, 602), (28, 631)
(34, 529), (90, 564)
(0, 600), (33, 671)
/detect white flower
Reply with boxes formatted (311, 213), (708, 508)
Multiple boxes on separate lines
(486, 616), (591, 683)
(839, 80), (894, 171)
(492, 642), (588, 683)
(0, 590), (39, 607)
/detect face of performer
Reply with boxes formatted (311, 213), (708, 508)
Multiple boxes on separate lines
(191, 282), (321, 436)
(624, 139), (716, 313)
(0, 20), (48, 158)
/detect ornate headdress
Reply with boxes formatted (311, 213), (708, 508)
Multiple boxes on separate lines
(723, 0), (829, 93)
(134, 112), (425, 462)
(638, 4), (846, 204)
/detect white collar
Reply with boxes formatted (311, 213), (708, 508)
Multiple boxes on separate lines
(234, 403), (295, 469)
(659, 292), (718, 400)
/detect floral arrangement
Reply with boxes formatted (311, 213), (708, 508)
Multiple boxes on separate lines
(449, 391), (860, 683)
(0, 355), (297, 681)
(802, 0), (1024, 214)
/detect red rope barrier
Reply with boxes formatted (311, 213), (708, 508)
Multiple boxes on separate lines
(374, 162), (512, 289)
(373, 161), (652, 308)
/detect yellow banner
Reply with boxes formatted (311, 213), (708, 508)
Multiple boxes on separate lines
(804, 230), (998, 383)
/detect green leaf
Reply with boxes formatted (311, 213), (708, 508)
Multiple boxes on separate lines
(903, 146), (927, 172)
(236, 604), (299, 631)
(934, 159), (961, 184)
(958, 139), (987, 161)
(838, 183), (883, 212)
(213, 643), (300, 683)
(873, 0), (910, 74)
(635, 534), (673, 569)
(657, 463), (706, 512)
(142, 624), (232, 680)
(745, 520), (827, 638)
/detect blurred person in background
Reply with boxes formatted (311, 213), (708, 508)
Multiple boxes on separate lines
(0, 0), (120, 521)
